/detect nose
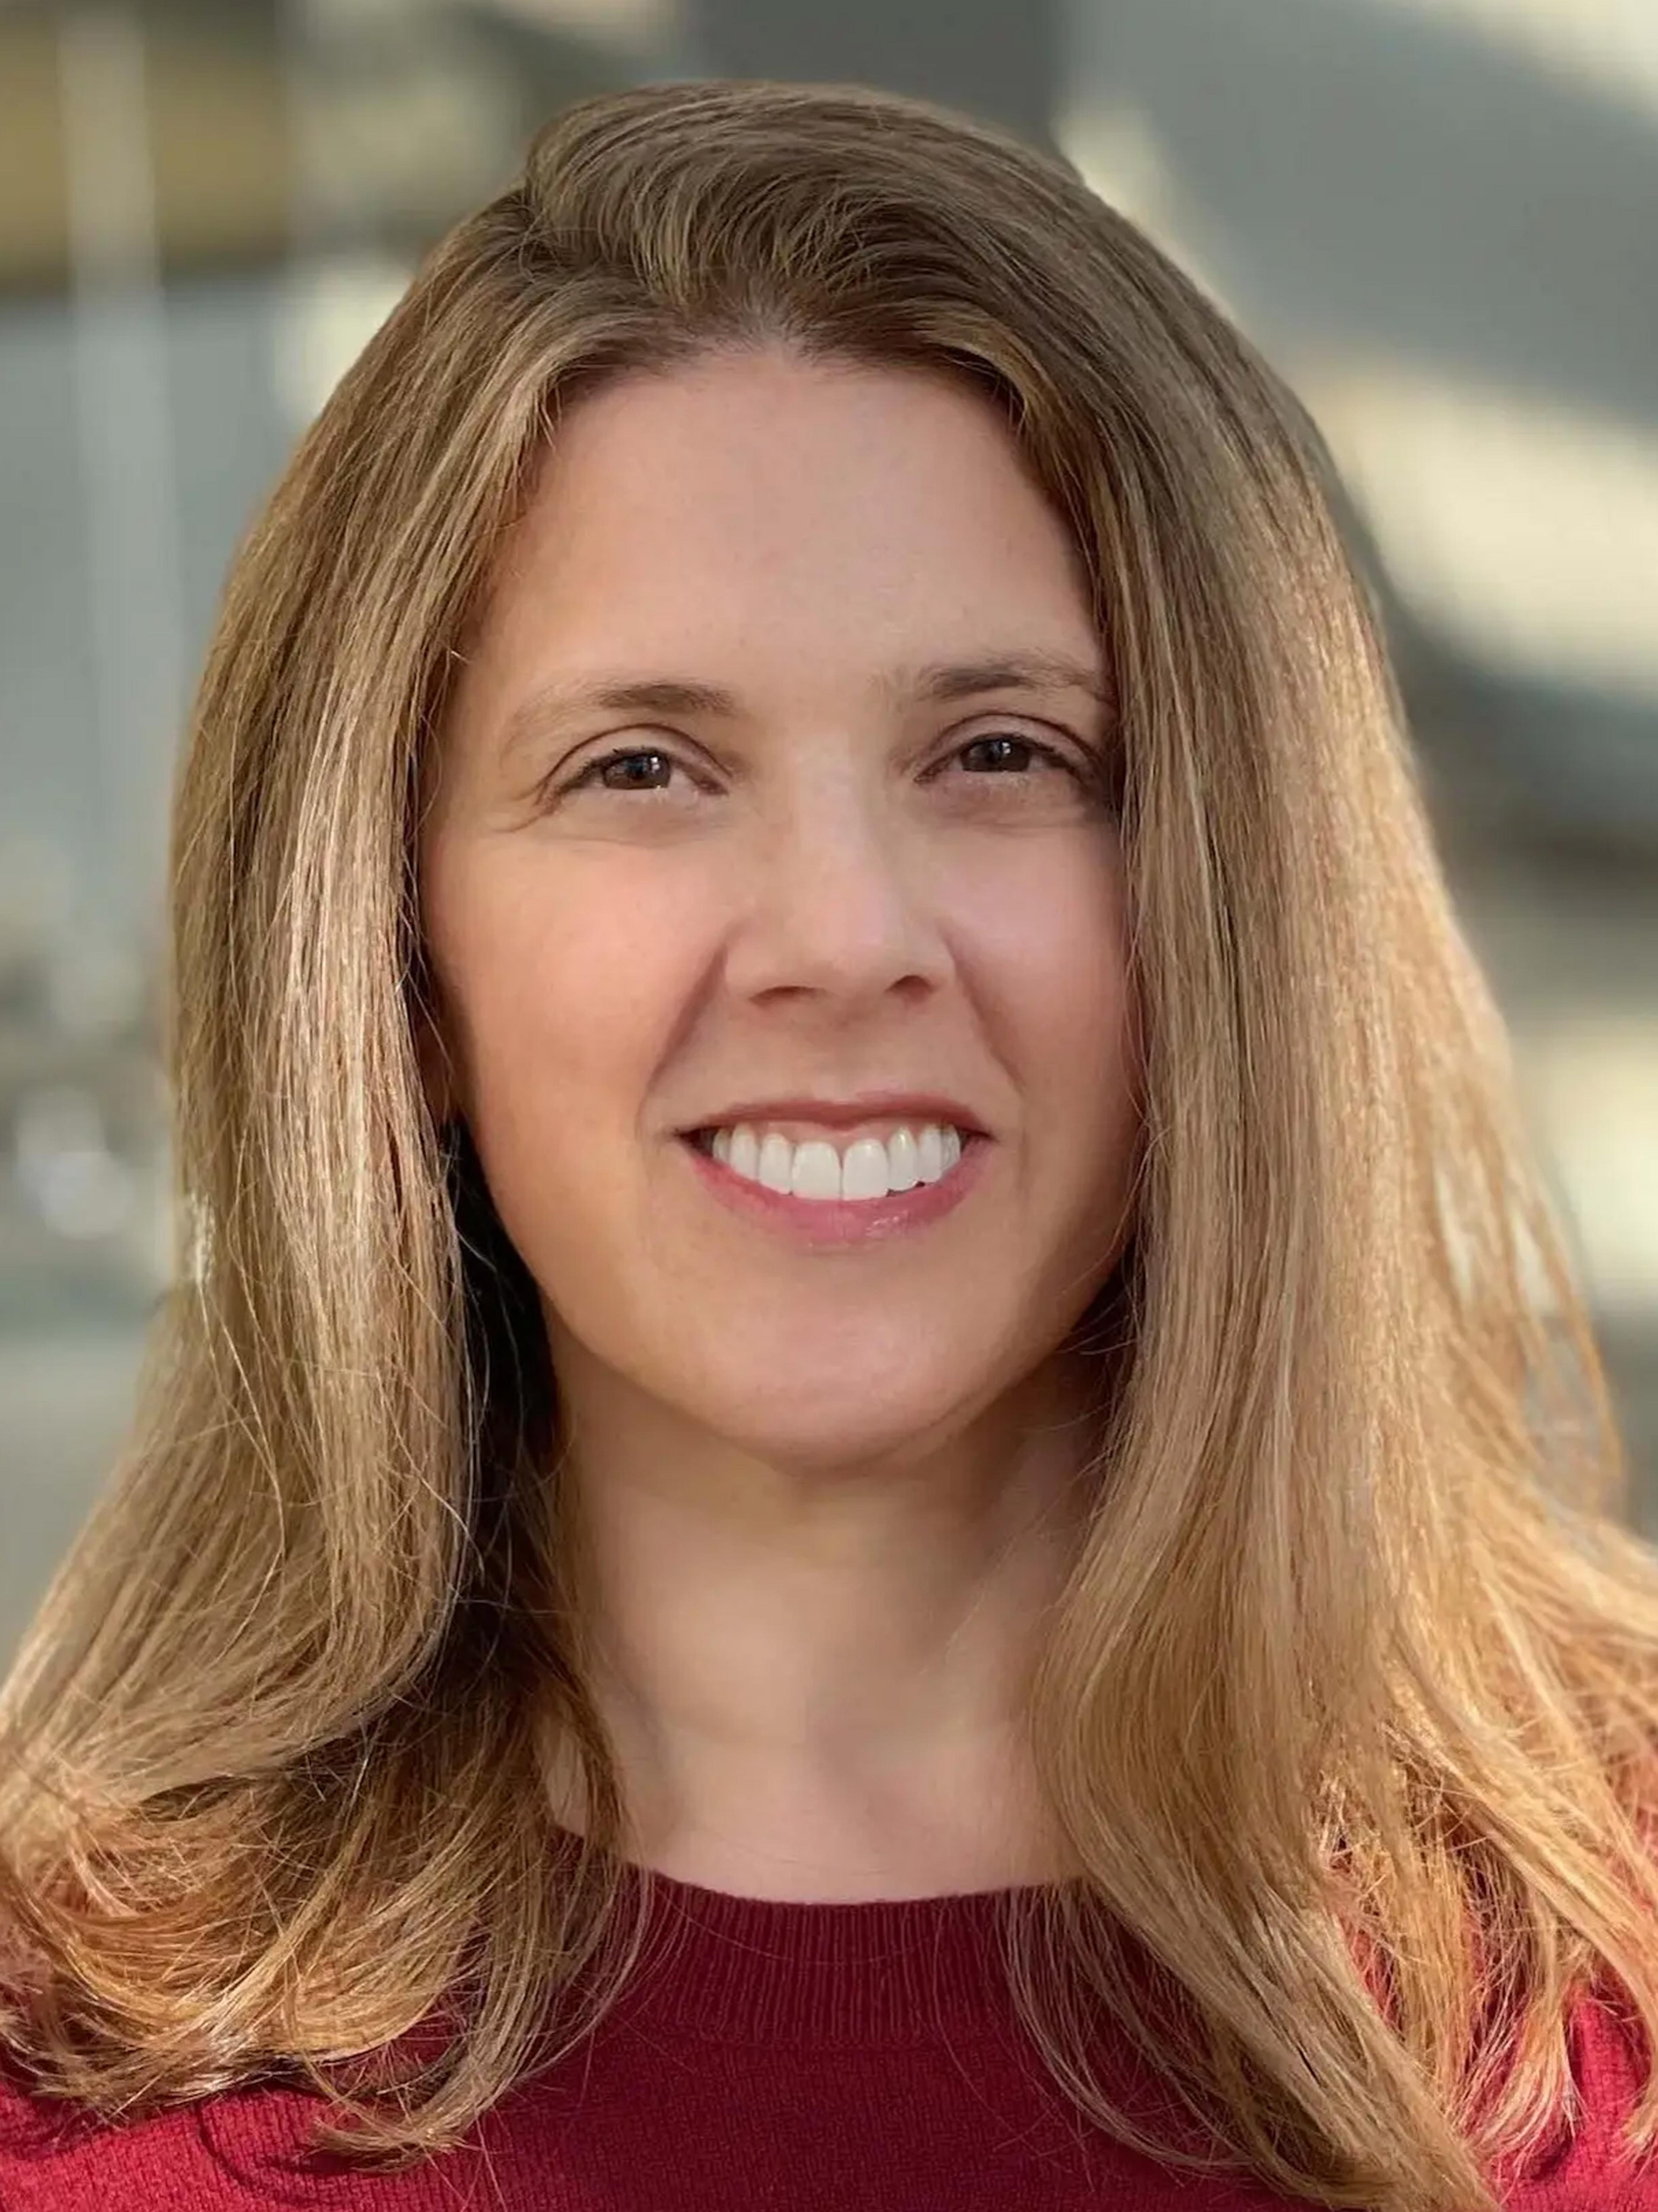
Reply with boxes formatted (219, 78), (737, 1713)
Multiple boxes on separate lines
(720, 770), (953, 1013)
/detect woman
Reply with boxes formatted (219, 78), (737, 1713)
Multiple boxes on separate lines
(1, 76), (1655, 2212)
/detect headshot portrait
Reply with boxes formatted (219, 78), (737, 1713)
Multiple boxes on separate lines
(1, 72), (1656, 2212)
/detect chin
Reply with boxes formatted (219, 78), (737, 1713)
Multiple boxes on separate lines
(693, 1375), (977, 1474)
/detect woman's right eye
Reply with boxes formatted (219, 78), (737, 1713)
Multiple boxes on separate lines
(554, 745), (698, 799)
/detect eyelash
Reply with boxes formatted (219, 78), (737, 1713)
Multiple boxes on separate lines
(551, 730), (1092, 802)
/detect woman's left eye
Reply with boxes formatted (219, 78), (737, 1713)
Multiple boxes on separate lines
(940, 732), (1078, 781)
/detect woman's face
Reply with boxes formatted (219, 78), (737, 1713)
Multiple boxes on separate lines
(421, 347), (1140, 1468)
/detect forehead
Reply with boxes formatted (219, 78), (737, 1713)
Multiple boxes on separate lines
(508, 351), (1086, 615)
(440, 350), (1105, 771)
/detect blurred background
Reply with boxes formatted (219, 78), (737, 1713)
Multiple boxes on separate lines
(2, 0), (1655, 1655)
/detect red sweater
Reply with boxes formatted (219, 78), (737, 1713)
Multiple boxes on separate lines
(0, 1862), (1653, 2209)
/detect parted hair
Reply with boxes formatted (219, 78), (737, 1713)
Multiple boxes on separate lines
(3, 77), (1658, 2212)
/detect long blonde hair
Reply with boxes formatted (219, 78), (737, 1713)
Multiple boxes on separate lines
(3, 78), (1657, 2212)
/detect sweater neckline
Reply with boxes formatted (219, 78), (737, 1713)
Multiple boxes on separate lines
(590, 1852), (1069, 2045)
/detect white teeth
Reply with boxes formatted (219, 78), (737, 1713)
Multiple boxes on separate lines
(789, 1140), (842, 1200)
(841, 1136), (889, 1201)
(700, 1121), (970, 1203)
(728, 1125), (759, 1180)
(886, 1127), (919, 1192)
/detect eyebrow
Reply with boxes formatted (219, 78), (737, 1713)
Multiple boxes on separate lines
(498, 650), (1114, 761)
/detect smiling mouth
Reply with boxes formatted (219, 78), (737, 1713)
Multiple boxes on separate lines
(682, 1120), (980, 1205)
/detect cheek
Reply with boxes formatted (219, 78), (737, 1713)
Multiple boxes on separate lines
(424, 856), (698, 1192)
(975, 836), (1138, 1150)
(1012, 873), (1142, 1294)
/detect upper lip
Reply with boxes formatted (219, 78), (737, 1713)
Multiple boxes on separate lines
(681, 1092), (990, 1137)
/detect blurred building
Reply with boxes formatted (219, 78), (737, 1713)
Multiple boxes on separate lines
(1, 0), (1655, 1652)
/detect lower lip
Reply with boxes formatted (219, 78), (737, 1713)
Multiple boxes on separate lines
(677, 1132), (992, 1247)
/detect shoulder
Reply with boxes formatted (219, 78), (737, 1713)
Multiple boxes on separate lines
(1499, 1986), (1658, 2210)
(0, 2053), (358, 2211)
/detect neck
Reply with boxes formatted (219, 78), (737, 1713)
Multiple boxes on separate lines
(540, 1349), (1104, 1898)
